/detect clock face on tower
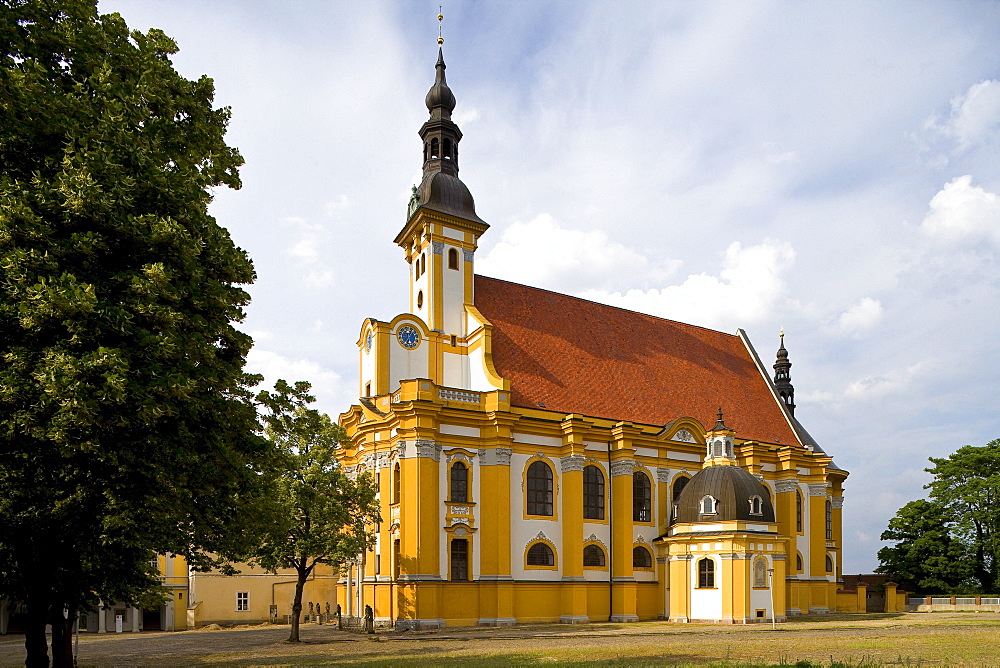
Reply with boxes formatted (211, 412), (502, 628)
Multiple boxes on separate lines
(396, 325), (420, 349)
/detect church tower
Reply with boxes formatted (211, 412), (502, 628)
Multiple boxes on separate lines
(773, 332), (795, 415)
(393, 44), (489, 339)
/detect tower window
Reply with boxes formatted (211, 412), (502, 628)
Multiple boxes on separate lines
(796, 490), (803, 533)
(749, 495), (763, 515)
(526, 461), (553, 516)
(448, 248), (459, 270)
(443, 138), (452, 159)
(526, 542), (554, 566)
(826, 500), (833, 539)
(430, 137), (439, 158)
(450, 539), (469, 581)
(583, 544), (605, 567)
(583, 465), (604, 520)
(697, 558), (715, 588)
(417, 290), (423, 309)
(796, 553), (803, 572)
(393, 463), (401, 504)
(365, 382), (371, 397)
(633, 546), (652, 568)
(423, 142), (428, 162)
(825, 554), (834, 573)
(393, 538), (401, 580)
(450, 462), (468, 502)
(633, 471), (651, 522)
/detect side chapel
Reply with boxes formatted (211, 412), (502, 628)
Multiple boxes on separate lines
(334, 44), (848, 628)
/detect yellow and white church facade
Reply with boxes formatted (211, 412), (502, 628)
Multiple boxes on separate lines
(332, 46), (849, 628)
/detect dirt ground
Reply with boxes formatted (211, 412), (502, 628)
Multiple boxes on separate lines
(1, 612), (998, 666)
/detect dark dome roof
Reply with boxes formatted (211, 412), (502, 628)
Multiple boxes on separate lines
(672, 465), (775, 524)
(414, 171), (485, 225)
(425, 80), (456, 113)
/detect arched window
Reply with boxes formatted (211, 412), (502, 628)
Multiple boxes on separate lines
(749, 495), (763, 515)
(700, 495), (717, 515)
(443, 137), (452, 159)
(796, 553), (803, 572)
(416, 290), (423, 309)
(583, 544), (605, 567)
(583, 465), (604, 520)
(527, 461), (553, 516)
(633, 471), (651, 522)
(698, 558), (715, 588)
(795, 490), (803, 533)
(430, 137), (439, 158)
(450, 462), (468, 502)
(393, 538), (401, 580)
(825, 554), (833, 573)
(448, 248), (459, 270)
(632, 546), (652, 568)
(420, 253), (426, 278)
(825, 500), (833, 539)
(450, 539), (468, 581)
(392, 463), (401, 504)
(526, 542), (554, 566)
(753, 557), (768, 587)
(423, 142), (428, 162)
(672, 475), (689, 503)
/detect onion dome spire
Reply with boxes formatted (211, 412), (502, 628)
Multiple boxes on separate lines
(403, 10), (486, 226)
(773, 329), (795, 416)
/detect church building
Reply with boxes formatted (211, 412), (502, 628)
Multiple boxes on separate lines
(334, 44), (848, 628)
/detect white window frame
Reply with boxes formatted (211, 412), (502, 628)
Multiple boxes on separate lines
(236, 591), (249, 612)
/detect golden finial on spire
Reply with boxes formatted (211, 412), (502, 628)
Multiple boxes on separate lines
(437, 7), (444, 45)
(780, 326), (785, 340)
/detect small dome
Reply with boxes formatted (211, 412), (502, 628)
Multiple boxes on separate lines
(413, 171), (485, 225)
(671, 465), (775, 524)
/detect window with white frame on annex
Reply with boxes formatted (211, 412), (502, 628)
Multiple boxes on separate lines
(583, 465), (604, 520)
(697, 558), (715, 588)
(526, 460), (553, 516)
(633, 471), (651, 522)
(450, 461), (469, 502)
(236, 592), (249, 611)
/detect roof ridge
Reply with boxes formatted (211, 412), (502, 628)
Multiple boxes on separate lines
(474, 273), (738, 339)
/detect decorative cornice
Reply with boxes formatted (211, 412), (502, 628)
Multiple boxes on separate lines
(462, 248), (474, 262)
(376, 451), (392, 469)
(415, 439), (441, 461)
(446, 450), (473, 466)
(610, 459), (636, 477)
(672, 429), (695, 443)
(657, 467), (671, 483)
(831, 497), (844, 509)
(774, 479), (799, 494)
(808, 483), (829, 497)
(431, 240), (444, 255)
(560, 454), (586, 473)
(478, 447), (512, 466)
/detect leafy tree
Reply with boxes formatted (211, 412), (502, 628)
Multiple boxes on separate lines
(255, 381), (380, 643)
(926, 439), (1000, 592)
(0, 2), (270, 665)
(876, 499), (972, 593)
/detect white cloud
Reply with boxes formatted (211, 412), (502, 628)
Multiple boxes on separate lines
(843, 361), (930, 400)
(246, 348), (348, 418)
(582, 239), (795, 331)
(921, 175), (1000, 247)
(938, 79), (1000, 151)
(477, 214), (678, 292)
(279, 215), (336, 287)
(836, 297), (883, 338)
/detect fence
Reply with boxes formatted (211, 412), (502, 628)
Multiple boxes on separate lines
(906, 595), (1000, 612)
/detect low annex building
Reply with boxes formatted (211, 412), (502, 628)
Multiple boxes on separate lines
(333, 46), (849, 628)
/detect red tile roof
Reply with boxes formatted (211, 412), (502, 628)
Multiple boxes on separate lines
(474, 275), (800, 446)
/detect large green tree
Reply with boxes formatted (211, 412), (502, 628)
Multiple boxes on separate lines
(925, 440), (1000, 592)
(877, 439), (1000, 595)
(0, 2), (270, 665)
(255, 381), (380, 643)
(876, 499), (972, 593)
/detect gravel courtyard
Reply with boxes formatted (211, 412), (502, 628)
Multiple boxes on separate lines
(1, 613), (998, 666)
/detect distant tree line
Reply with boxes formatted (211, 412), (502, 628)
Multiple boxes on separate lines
(877, 439), (1000, 595)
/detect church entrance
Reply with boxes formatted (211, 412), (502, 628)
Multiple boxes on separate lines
(142, 607), (161, 631)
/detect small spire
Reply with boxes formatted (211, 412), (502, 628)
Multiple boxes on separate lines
(773, 328), (795, 416)
(437, 7), (444, 45)
(712, 408), (728, 431)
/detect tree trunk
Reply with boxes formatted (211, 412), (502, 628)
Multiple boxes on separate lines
(288, 558), (310, 643)
(23, 596), (50, 668)
(49, 605), (76, 668)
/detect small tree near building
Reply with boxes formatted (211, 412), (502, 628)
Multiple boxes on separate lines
(255, 380), (380, 642)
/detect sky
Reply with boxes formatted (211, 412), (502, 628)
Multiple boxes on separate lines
(99, 0), (1000, 574)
